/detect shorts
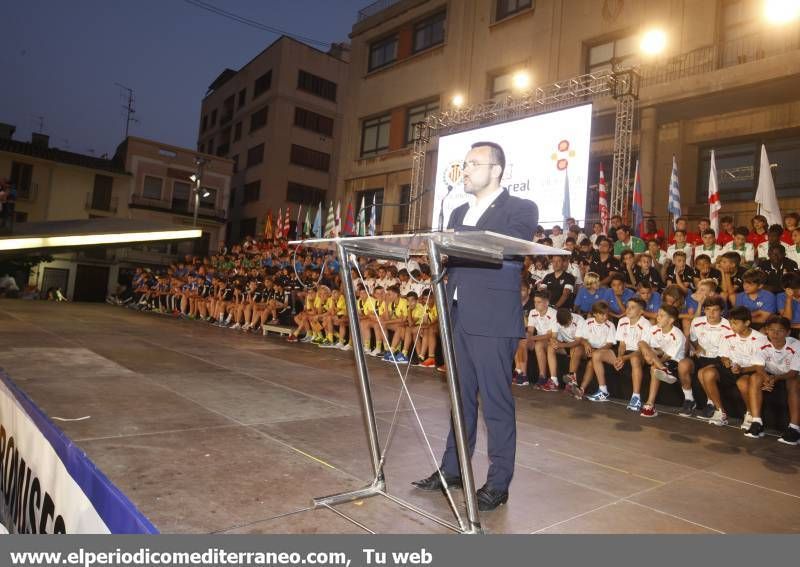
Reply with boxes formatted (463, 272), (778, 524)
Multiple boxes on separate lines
(717, 366), (739, 385)
(662, 359), (679, 378)
(694, 357), (722, 373)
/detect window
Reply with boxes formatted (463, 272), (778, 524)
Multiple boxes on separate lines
(229, 187), (237, 208)
(232, 154), (239, 174)
(586, 35), (639, 73)
(201, 115), (208, 133)
(210, 109), (217, 127)
(290, 144), (330, 171)
(250, 106), (268, 132)
(369, 35), (398, 71)
(405, 101), (439, 144)
(233, 121), (242, 142)
(239, 217), (257, 240)
(496, 0), (532, 21)
(360, 113), (391, 156)
(413, 12), (446, 53)
(91, 174), (113, 211)
(294, 107), (334, 137)
(142, 176), (163, 200)
(247, 143), (264, 168)
(207, 137), (214, 155)
(297, 70), (337, 102)
(243, 180), (261, 203)
(221, 95), (234, 123)
(490, 72), (514, 98)
(358, 188), (384, 225)
(254, 70), (272, 98)
(286, 181), (326, 205)
(200, 188), (217, 209)
(237, 88), (247, 109)
(172, 181), (190, 211)
(10, 161), (33, 199)
(398, 184), (411, 225)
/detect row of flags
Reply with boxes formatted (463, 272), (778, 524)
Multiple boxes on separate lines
(262, 195), (379, 240)
(594, 143), (782, 237)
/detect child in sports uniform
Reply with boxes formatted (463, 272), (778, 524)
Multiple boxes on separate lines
(576, 301), (617, 401)
(638, 305), (687, 418)
(526, 291), (557, 388)
(547, 308), (585, 395)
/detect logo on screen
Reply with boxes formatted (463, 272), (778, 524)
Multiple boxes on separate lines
(551, 139), (576, 171)
(443, 160), (463, 186)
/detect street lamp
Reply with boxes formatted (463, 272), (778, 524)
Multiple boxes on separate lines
(764, 0), (800, 24)
(511, 70), (532, 92)
(640, 29), (667, 56)
(191, 157), (208, 228)
(451, 93), (465, 108)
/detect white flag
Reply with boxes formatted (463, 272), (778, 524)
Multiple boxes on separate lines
(754, 144), (782, 227)
(334, 201), (342, 237)
(708, 150), (721, 235)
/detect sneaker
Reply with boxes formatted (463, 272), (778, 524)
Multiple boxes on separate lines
(300, 334), (314, 343)
(640, 405), (658, 418)
(778, 427), (800, 445)
(538, 380), (559, 392)
(319, 340), (338, 348)
(586, 390), (609, 402)
(677, 399), (696, 417)
(421, 358), (437, 368)
(286, 334), (298, 343)
(744, 421), (765, 439)
(571, 383), (584, 400)
(394, 353), (409, 364)
(740, 412), (753, 431)
(626, 395), (642, 411)
(653, 368), (678, 384)
(532, 377), (548, 390)
(696, 404), (716, 420)
(339, 343), (353, 351)
(383, 351), (396, 362)
(436, 364), (447, 373)
(708, 409), (728, 426)
(368, 346), (383, 357)
(513, 374), (530, 386)
(269, 318), (279, 324)
(311, 336), (324, 345)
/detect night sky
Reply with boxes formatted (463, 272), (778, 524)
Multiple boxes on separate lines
(1, 0), (365, 157)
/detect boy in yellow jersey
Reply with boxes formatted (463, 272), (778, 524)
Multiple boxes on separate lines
(320, 288), (349, 349)
(287, 287), (316, 343)
(310, 286), (333, 345)
(357, 285), (381, 355)
(381, 285), (411, 363)
(404, 292), (425, 364)
(419, 290), (439, 367)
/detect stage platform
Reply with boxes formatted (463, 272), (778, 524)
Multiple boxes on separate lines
(0, 299), (798, 534)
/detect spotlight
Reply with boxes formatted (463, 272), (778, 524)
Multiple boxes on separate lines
(640, 29), (667, 55)
(512, 71), (531, 91)
(764, 0), (800, 24)
(189, 174), (198, 183)
(201, 189), (211, 198)
(451, 94), (465, 107)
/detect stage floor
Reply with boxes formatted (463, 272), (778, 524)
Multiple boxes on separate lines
(1, 299), (798, 534)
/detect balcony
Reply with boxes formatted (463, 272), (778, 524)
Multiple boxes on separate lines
(85, 192), (119, 214)
(357, 0), (403, 21)
(129, 193), (227, 222)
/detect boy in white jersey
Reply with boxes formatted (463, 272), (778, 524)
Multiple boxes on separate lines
(526, 291), (557, 389)
(686, 296), (731, 417)
(591, 297), (651, 411)
(576, 301), (617, 401)
(743, 316), (800, 440)
(547, 308), (585, 395)
(697, 306), (767, 426)
(638, 305), (688, 418)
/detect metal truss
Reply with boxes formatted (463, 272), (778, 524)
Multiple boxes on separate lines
(408, 68), (640, 231)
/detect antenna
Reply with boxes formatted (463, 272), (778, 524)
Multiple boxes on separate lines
(115, 82), (139, 137)
(31, 114), (45, 133)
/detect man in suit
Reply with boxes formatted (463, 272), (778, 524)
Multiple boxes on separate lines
(412, 141), (539, 511)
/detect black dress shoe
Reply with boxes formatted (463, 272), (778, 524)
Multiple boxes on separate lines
(476, 484), (508, 511)
(411, 470), (463, 491)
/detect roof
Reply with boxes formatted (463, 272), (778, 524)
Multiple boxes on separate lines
(206, 69), (238, 95)
(0, 137), (127, 175)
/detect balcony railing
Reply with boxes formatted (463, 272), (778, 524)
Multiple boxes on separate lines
(85, 192), (119, 213)
(130, 193), (227, 221)
(357, 0), (403, 21)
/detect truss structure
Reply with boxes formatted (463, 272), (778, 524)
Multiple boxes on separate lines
(407, 68), (640, 231)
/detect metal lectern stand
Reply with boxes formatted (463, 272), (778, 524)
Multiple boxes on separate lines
(293, 231), (568, 535)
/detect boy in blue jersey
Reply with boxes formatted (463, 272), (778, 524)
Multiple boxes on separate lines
(602, 274), (635, 321)
(573, 272), (604, 315)
(636, 280), (661, 323)
(778, 273), (800, 338)
(729, 269), (776, 328)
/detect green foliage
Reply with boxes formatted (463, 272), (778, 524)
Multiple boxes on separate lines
(0, 254), (53, 275)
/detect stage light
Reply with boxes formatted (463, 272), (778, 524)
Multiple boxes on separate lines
(189, 174), (198, 183)
(640, 29), (667, 55)
(512, 71), (531, 91)
(0, 229), (203, 252)
(201, 189), (211, 198)
(764, 0), (800, 24)
(451, 94), (465, 107)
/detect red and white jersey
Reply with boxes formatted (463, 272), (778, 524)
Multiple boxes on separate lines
(760, 337), (800, 375)
(615, 316), (652, 352)
(646, 325), (686, 362)
(689, 317), (732, 358)
(577, 317), (616, 349)
(527, 307), (557, 336)
(553, 313), (585, 343)
(719, 329), (767, 367)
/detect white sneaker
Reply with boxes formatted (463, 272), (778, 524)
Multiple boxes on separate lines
(242, 323), (251, 331)
(653, 368), (677, 384)
(369, 346), (382, 357)
(740, 412), (753, 431)
(709, 409), (728, 426)
(230, 323), (241, 330)
(339, 343), (353, 351)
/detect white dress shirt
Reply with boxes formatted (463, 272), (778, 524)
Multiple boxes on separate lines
(455, 187), (505, 300)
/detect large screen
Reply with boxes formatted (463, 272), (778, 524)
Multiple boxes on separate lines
(432, 103), (593, 230)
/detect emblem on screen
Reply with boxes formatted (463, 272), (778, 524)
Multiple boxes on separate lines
(443, 160), (464, 186)
(551, 139), (576, 171)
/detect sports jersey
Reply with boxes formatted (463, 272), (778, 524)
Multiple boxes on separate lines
(786, 244), (800, 266)
(577, 317), (616, 348)
(645, 325), (686, 362)
(588, 255), (621, 280)
(553, 313), (585, 343)
(756, 240), (788, 260)
(666, 243), (694, 265)
(642, 291), (662, 313)
(664, 265), (697, 288)
(760, 337), (800, 375)
(734, 289), (776, 313)
(689, 317), (731, 358)
(574, 287), (604, 314)
(776, 292), (800, 324)
(385, 298), (409, 319)
(722, 241), (755, 264)
(321, 297), (334, 312)
(634, 266), (664, 291)
(358, 297), (377, 316)
(527, 306), (557, 335)
(600, 287), (635, 315)
(719, 329), (767, 367)
(410, 303), (426, 324)
(694, 244), (723, 264)
(615, 316), (652, 352)
(540, 270), (576, 309)
(757, 258), (799, 291)
(336, 295), (347, 316)
(304, 295), (316, 312)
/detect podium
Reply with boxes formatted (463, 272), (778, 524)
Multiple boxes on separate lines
(293, 231), (569, 534)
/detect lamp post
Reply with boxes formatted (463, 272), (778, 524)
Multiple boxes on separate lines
(190, 157), (208, 228)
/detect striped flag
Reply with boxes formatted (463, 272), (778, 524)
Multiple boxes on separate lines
(303, 208), (311, 237)
(295, 205), (303, 239)
(708, 149), (721, 235)
(598, 163), (609, 234)
(368, 195), (377, 236)
(312, 203), (322, 238)
(667, 155), (681, 227)
(631, 160), (644, 237)
(561, 169), (571, 223)
(283, 207), (291, 238)
(276, 207), (283, 239)
(325, 202), (335, 237)
(334, 201), (341, 237)
(263, 210), (273, 240)
(357, 196), (366, 236)
(344, 201), (355, 236)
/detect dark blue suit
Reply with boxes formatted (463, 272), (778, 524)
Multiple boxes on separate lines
(440, 190), (539, 491)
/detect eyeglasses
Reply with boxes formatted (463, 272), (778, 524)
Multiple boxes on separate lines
(462, 161), (498, 170)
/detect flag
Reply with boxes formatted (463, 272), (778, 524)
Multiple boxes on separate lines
(325, 201), (335, 237)
(283, 207), (291, 238)
(357, 196), (366, 236)
(334, 201), (342, 237)
(295, 205), (303, 239)
(368, 194), (377, 236)
(755, 144), (782, 227)
(303, 208), (311, 237)
(708, 149), (721, 235)
(344, 201), (355, 236)
(561, 169), (571, 223)
(667, 155), (681, 228)
(598, 163), (609, 234)
(312, 203), (322, 238)
(631, 160), (644, 237)
(276, 207), (283, 239)
(263, 210), (273, 240)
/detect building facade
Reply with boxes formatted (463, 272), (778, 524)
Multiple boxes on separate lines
(197, 36), (349, 243)
(336, 0), (800, 232)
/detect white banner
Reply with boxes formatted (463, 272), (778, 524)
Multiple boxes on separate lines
(432, 103), (593, 229)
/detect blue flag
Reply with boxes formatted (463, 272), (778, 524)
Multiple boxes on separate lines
(562, 170), (571, 222)
(312, 202), (322, 238)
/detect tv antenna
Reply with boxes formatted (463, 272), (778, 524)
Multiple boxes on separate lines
(115, 82), (139, 137)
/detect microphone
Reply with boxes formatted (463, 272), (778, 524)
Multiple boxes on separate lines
(438, 184), (453, 232)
